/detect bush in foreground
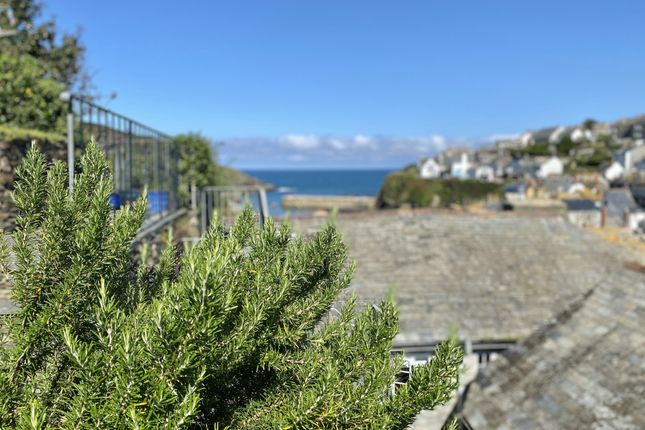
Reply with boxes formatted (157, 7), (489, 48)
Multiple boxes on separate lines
(0, 142), (463, 429)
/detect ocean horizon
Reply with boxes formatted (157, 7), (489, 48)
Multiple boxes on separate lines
(244, 168), (394, 216)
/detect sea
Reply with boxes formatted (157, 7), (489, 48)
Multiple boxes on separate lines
(244, 169), (394, 216)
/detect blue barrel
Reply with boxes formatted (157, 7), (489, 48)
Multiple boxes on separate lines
(122, 191), (140, 204)
(108, 193), (121, 209)
(148, 191), (169, 213)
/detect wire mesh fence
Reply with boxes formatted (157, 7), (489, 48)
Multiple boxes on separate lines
(66, 95), (180, 216)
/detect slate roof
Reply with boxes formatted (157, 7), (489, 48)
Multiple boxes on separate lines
(614, 122), (645, 140)
(290, 212), (643, 344)
(530, 127), (559, 143)
(543, 176), (573, 194)
(630, 184), (645, 208)
(462, 265), (645, 429)
(605, 189), (640, 223)
(563, 199), (598, 212)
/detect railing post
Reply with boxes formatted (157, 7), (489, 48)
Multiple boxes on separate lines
(66, 111), (75, 192)
(60, 92), (75, 192)
(200, 189), (207, 235)
(258, 187), (269, 227)
(127, 122), (133, 201)
(191, 181), (198, 211)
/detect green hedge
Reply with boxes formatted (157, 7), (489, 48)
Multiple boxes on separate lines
(378, 172), (501, 208)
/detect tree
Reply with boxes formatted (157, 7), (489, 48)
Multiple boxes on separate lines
(0, 53), (66, 132)
(0, 0), (88, 91)
(0, 0), (90, 133)
(0, 142), (463, 428)
(176, 132), (222, 196)
(555, 135), (575, 156)
(582, 118), (597, 131)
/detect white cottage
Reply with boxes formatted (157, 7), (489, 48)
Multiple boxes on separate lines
(570, 127), (594, 143)
(604, 160), (625, 182)
(418, 158), (442, 179)
(474, 165), (495, 182)
(450, 153), (471, 179)
(613, 145), (645, 174)
(536, 157), (564, 179)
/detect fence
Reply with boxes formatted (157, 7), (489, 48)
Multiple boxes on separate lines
(391, 339), (516, 369)
(63, 94), (180, 216)
(200, 185), (269, 233)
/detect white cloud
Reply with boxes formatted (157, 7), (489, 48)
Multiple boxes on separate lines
(430, 134), (446, 149)
(328, 138), (346, 151)
(280, 134), (320, 149)
(353, 134), (376, 148)
(220, 133), (482, 168)
(354, 134), (371, 145)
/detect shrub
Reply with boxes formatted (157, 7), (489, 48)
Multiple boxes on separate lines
(378, 172), (501, 209)
(0, 54), (66, 133)
(0, 142), (463, 428)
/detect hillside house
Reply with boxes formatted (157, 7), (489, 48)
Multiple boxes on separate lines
(604, 160), (625, 182)
(570, 127), (594, 143)
(605, 188), (645, 229)
(474, 165), (495, 182)
(418, 157), (442, 179)
(505, 158), (533, 178)
(536, 157), (564, 178)
(450, 153), (471, 179)
(548, 126), (574, 144)
(563, 199), (600, 227)
(613, 144), (645, 174)
(614, 119), (645, 146)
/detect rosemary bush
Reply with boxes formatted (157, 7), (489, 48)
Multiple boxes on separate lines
(0, 142), (463, 429)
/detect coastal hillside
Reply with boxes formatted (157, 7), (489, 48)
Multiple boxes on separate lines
(220, 165), (272, 189)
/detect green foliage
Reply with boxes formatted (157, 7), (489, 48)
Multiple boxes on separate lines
(582, 118), (597, 131)
(0, 142), (463, 428)
(509, 141), (551, 157)
(378, 172), (501, 208)
(0, 54), (66, 132)
(0, 124), (63, 143)
(0, 0), (87, 90)
(176, 132), (222, 198)
(555, 136), (575, 156)
(575, 145), (613, 168)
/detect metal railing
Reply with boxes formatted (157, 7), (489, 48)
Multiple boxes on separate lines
(200, 185), (269, 233)
(62, 93), (180, 216)
(391, 339), (516, 369)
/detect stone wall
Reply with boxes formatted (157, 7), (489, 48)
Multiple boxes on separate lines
(0, 139), (67, 231)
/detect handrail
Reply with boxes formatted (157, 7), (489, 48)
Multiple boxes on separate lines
(62, 93), (180, 215)
(199, 185), (269, 233)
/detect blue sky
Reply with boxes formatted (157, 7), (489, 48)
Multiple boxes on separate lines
(48, 0), (645, 168)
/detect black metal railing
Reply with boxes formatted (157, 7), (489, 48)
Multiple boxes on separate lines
(64, 94), (180, 216)
(391, 339), (516, 368)
(199, 185), (269, 233)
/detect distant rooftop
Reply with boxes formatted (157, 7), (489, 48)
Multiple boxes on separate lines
(563, 199), (598, 212)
